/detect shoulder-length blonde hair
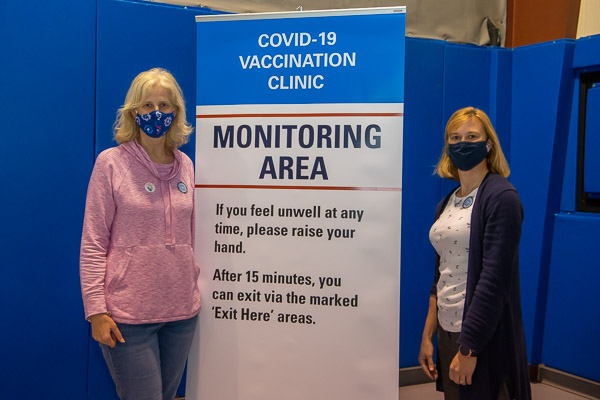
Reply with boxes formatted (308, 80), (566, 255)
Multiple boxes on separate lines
(113, 68), (193, 150)
(435, 107), (510, 180)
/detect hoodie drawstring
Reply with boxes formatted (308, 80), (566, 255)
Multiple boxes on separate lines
(161, 180), (176, 246)
(124, 141), (181, 247)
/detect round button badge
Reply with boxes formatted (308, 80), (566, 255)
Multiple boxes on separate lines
(177, 182), (188, 194)
(462, 196), (473, 208)
(144, 182), (156, 193)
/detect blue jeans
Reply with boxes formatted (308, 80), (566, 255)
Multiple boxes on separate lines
(100, 315), (198, 400)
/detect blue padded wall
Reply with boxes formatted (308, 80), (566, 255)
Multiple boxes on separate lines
(573, 34), (600, 70)
(400, 39), (513, 367)
(401, 38), (445, 367)
(403, 37), (586, 373)
(510, 40), (576, 364)
(489, 48), (513, 164)
(95, 0), (220, 160)
(543, 213), (600, 381)
(442, 44), (491, 117)
(545, 35), (600, 381)
(0, 0), (96, 398)
(440, 44), (492, 195)
(583, 85), (600, 195)
(439, 44), (514, 196)
(561, 35), (600, 212)
(3, 0), (598, 391)
(560, 78), (581, 212)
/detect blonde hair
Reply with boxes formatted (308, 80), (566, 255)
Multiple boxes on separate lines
(113, 68), (193, 149)
(435, 107), (510, 180)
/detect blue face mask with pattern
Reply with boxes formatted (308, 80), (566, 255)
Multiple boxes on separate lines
(447, 141), (489, 171)
(135, 110), (175, 138)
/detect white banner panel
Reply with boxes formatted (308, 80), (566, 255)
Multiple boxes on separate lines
(188, 8), (405, 400)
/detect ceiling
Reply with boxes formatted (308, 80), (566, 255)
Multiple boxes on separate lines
(149, 0), (506, 46)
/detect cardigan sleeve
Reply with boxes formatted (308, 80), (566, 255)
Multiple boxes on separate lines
(430, 253), (441, 297)
(79, 152), (118, 319)
(458, 187), (523, 354)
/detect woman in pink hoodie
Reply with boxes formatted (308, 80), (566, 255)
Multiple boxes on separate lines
(80, 68), (201, 400)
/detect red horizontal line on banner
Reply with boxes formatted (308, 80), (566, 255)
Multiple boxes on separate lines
(196, 113), (404, 118)
(195, 184), (402, 191)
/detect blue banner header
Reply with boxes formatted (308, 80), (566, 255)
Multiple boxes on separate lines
(197, 11), (405, 105)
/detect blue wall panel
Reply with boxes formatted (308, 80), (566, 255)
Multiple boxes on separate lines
(442, 44), (491, 119)
(510, 40), (575, 364)
(440, 44), (492, 196)
(400, 38), (445, 367)
(489, 48), (513, 164)
(550, 35), (600, 381)
(96, 0), (219, 161)
(2, 0), (598, 390)
(561, 35), (600, 212)
(584, 85), (600, 194)
(573, 34), (600, 70)
(543, 213), (600, 381)
(400, 39), (513, 368)
(560, 79), (581, 212)
(0, 0), (96, 398)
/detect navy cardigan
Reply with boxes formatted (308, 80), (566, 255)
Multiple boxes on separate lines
(431, 173), (531, 400)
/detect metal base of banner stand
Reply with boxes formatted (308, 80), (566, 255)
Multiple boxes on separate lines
(398, 367), (432, 387)
(538, 365), (600, 399)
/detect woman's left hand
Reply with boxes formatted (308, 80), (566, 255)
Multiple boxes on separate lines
(449, 352), (477, 385)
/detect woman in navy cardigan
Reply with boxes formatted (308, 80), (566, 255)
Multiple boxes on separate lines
(418, 107), (531, 400)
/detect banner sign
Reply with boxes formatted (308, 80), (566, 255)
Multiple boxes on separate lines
(188, 8), (405, 400)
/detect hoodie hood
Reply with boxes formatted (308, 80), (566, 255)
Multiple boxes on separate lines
(121, 140), (183, 246)
(121, 140), (182, 182)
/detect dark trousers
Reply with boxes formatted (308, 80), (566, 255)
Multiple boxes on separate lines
(437, 326), (512, 400)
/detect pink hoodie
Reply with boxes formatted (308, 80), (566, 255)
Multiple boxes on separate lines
(80, 140), (201, 324)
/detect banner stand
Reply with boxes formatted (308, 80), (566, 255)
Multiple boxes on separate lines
(188, 8), (406, 399)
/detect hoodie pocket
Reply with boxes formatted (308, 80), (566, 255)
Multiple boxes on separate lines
(105, 247), (135, 291)
(106, 244), (199, 319)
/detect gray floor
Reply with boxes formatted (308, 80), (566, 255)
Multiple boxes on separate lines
(398, 382), (597, 399)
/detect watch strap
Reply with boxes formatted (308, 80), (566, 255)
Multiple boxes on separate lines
(459, 344), (476, 357)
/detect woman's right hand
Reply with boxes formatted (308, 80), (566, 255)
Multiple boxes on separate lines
(418, 337), (438, 380)
(89, 314), (125, 348)
(419, 294), (439, 380)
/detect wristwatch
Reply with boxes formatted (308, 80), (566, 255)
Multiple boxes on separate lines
(459, 344), (477, 357)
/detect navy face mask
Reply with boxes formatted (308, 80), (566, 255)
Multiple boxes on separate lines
(135, 110), (175, 138)
(447, 141), (489, 171)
